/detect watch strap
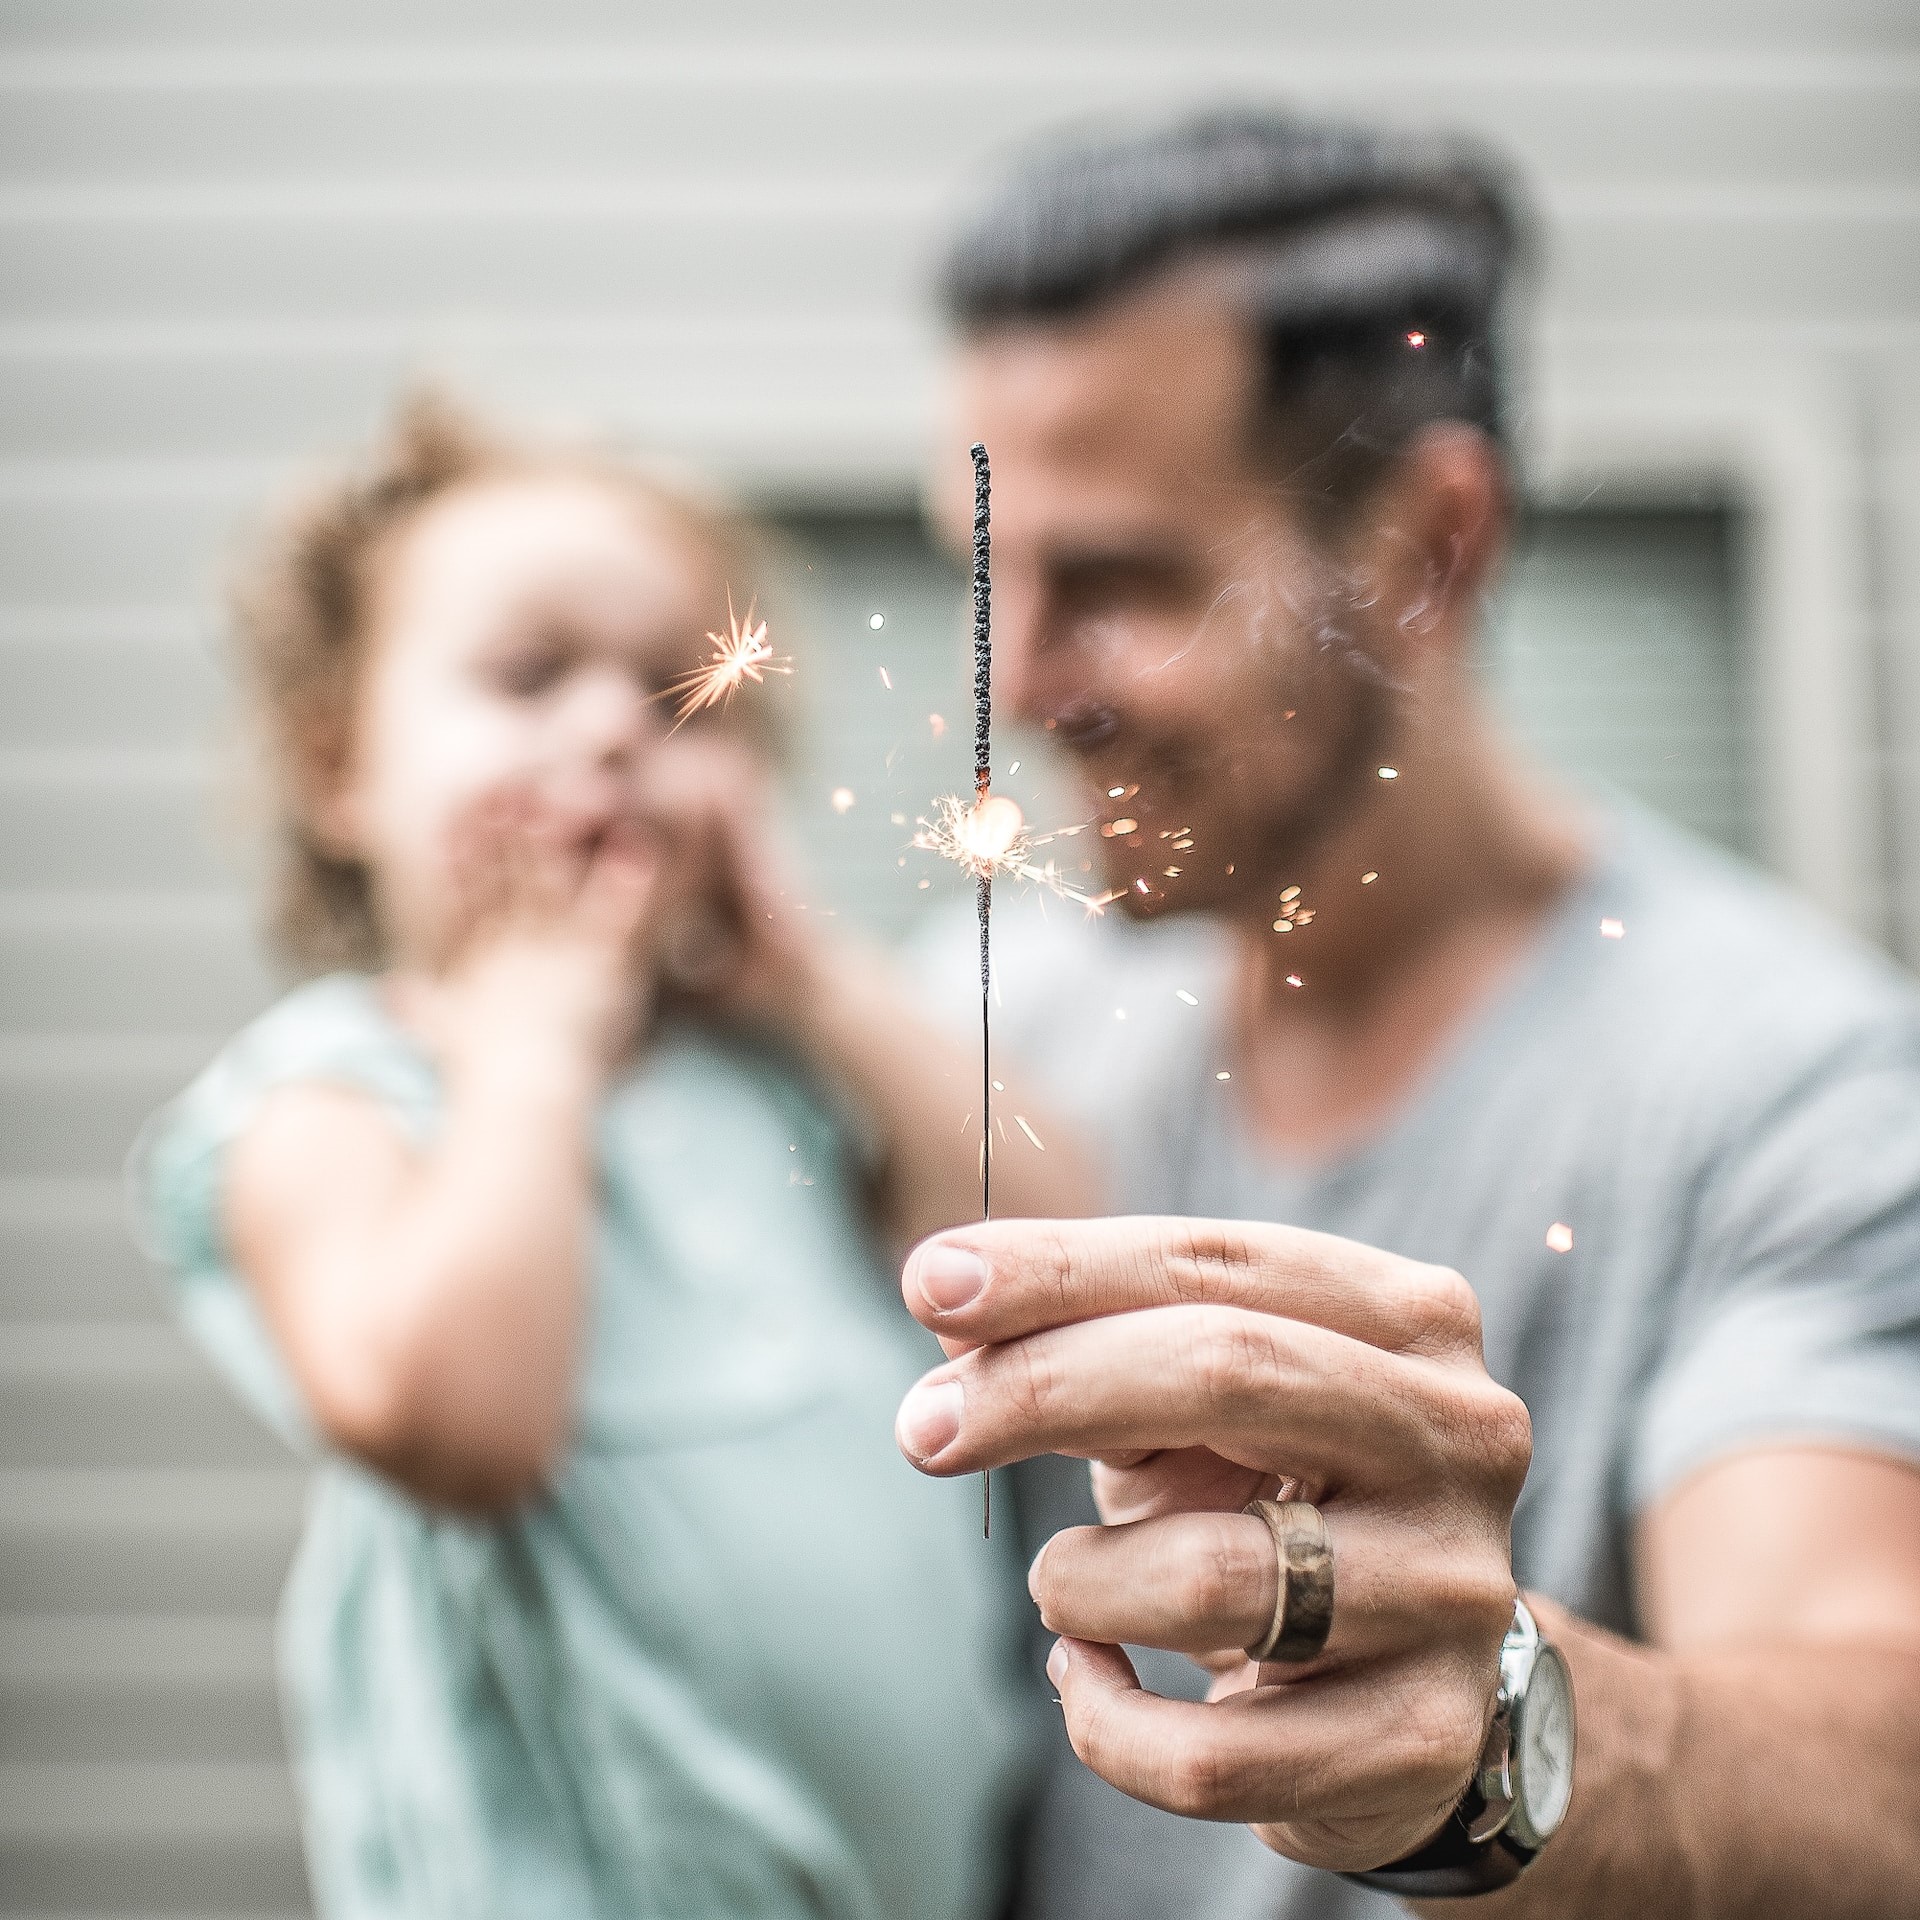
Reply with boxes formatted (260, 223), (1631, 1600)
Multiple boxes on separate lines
(1340, 1804), (1538, 1898)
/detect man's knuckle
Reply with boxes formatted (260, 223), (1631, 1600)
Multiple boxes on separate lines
(1035, 1221), (1079, 1315)
(1007, 1339), (1063, 1424)
(1164, 1737), (1236, 1818)
(1478, 1384), (1534, 1494)
(1398, 1263), (1481, 1353)
(1171, 1526), (1252, 1626)
(1422, 1373), (1532, 1499)
(1186, 1311), (1279, 1414)
(1162, 1222), (1261, 1305)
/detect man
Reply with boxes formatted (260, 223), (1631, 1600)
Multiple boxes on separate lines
(900, 114), (1920, 1916)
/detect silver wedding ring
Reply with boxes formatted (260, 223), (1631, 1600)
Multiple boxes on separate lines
(1242, 1498), (1335, 1664)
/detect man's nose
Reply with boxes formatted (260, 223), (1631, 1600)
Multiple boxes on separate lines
(989, 581), (1049, 728)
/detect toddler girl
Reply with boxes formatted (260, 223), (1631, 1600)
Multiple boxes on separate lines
(134, 399), (1065, 1920)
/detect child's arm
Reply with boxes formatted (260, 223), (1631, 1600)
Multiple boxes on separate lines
(224, 831), (653, 1513)
(653, 749), (1097, 1248)
(786, 935), (1097, 1245)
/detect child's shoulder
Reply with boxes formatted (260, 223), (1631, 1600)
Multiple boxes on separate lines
(177, 973), (437, 1140)
(132, 974), (433, 1295)
(130, 973), (418, 1451)
(215, 970), (415, 1081)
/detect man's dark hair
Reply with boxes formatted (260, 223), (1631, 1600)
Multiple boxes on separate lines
(940, 111), (1528, 521)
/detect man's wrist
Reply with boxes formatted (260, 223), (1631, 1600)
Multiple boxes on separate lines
(1344, 1598), (1574, 1899)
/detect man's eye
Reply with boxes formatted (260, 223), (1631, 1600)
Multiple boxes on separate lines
(1059, 560), (1195, 616)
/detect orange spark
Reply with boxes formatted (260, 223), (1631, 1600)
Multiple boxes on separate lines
(666, 596), (789, 727)
(913, 790), (1116, 914)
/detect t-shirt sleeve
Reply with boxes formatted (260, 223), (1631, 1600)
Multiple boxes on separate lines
(127, 979), (436, 1455)
(1629, 1030), (1920, 1510)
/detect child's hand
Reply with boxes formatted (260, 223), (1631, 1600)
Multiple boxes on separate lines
(637, 739), (824, 1034)
(396, 787), (660, 1077)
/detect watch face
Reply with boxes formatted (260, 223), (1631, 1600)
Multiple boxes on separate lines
(1509, 1644), (1575, 1850)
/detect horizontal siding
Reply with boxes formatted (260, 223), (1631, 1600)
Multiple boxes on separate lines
(2, 5), (1914, 1915)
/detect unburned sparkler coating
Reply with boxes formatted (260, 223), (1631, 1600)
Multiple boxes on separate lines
(970, 442), (994, 1538)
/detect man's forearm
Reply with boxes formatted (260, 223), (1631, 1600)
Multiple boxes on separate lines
(1422, 1603), (1920, 1920)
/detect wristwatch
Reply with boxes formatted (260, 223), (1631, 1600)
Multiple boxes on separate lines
(1342, 1598), (1575, 1898)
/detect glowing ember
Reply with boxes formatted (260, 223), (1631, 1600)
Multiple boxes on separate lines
(1014, 1114), (1045, 1150)
(1361, 871), (1378, 884)
(913, 791), (1112, 912)
(869, 612), (885, 630)
(1285, 973), (1303, 988)
(1600, 918), (1625, 940)
(667, 597), (789, 726)
(1406, 329), (1428, 348)
(879, 667), (892, 690)
(929, 713), (947, 738)
(1175, 989), (1199, 1006)
(1216, 1070), (1231, 1081)
(1378, 766), (1398, 780)
(1546, 1222), (1575, 1253)
(830, 787), (856, 814)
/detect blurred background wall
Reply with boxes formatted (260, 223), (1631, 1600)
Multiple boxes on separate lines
(2, 2), (1916, 1914)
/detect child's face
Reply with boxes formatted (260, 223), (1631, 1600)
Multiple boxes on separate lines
(320, 473), (721, 967)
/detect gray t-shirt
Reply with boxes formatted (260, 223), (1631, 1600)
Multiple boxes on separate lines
(917, 799), (1920, 1920)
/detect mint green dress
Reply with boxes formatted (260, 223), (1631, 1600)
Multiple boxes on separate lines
(135, 976), (1036, 1920)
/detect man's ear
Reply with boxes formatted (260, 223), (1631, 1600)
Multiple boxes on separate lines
(1345, 423), (1510, 656)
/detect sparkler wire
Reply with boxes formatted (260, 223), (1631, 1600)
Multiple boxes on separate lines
(970, 441), (992, 1539)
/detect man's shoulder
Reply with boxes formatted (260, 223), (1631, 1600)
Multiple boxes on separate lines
(1583, 807), (1920, 1074)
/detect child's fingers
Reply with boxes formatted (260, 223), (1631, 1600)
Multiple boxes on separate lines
(578, 833), (659, 943)
(448, 785), (538, 928)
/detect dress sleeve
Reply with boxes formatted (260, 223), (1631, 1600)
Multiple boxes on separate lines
(127, 976), (437, 1455)
(1628, 1027), (1920, 1510)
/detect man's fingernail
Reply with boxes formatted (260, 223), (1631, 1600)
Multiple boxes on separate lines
(1046, 1639), (1070, 1688)
(913, 1244), (988, 1312)
(895, 1379), (965, 1463)
(1027, 1540), (1052, 1602)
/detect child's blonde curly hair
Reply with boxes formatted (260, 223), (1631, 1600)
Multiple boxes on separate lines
(230, 392), (770, 975)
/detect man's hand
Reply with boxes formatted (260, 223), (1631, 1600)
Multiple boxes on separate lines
(894, 1215), (1530, 1873)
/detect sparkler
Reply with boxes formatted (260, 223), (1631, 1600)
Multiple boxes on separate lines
(970, 443), (993, 1539)
(666, 593), (790, 728)
(910, 794), (1110, 912)
(913, 449), (1122, 1531)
